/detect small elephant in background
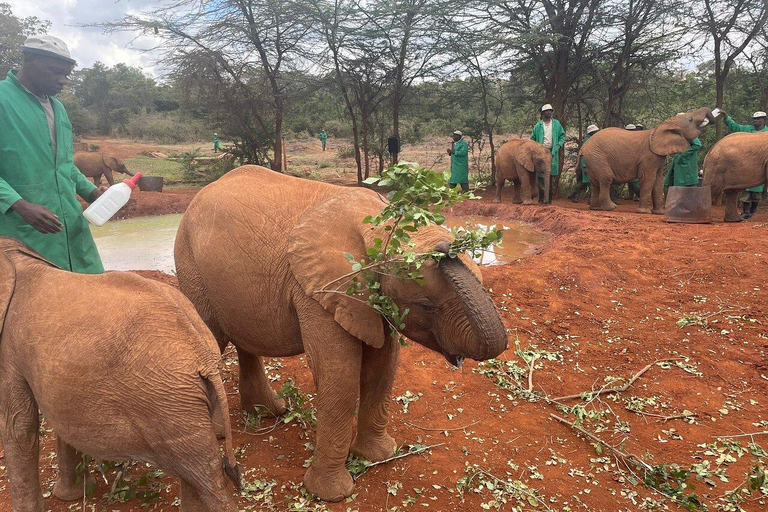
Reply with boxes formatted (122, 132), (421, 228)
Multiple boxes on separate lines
(703, 131), (768, 222)
(580, 108), (716, 214)
(74, 151), (134, 186)
(0, 238), (240, 512)
(494, 139), (552, 204)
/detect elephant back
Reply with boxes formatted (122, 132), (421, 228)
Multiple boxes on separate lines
(495, 139), (526, 179)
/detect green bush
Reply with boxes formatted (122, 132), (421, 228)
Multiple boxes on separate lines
(124, 114), (207, 144)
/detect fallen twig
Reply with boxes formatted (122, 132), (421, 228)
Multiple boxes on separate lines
(550, 413), (651, 471)
(527, 357), (536, 392)
(473, 467), (555, 511)
(714, 431), (768, 439)
(404, 420), (479, 432)
(627, 409), (695, 422)
(352, 443), (445, 479)
(553, 357), (682, 401)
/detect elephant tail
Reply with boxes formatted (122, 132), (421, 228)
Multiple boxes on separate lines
(205, 373), (242, 491)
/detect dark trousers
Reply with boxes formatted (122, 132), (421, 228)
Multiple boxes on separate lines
(451, 182), (469, 193)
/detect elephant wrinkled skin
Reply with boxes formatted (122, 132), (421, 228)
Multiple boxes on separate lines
(0, 238), (239, 512)
(174, 165), (508, 502)
(74, 151), (134, 186)
(580, 108), (715, 214)
(703, 132), (768, 222)
(494, 139), (552, 204)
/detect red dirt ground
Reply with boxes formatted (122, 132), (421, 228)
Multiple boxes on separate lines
(1, 191), (767, 512)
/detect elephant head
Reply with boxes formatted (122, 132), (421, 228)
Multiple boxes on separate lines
(288, 192), (508, 366)
(102, 155), (133, 176)
(650, 108), (715, 156)
(516, 141), (553, 200)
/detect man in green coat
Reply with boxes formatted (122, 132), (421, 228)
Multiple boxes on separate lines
(664, 137), (702, 188)
(720, 110), (768, 219)
(530, 104), (565, 204)
(569, 124), (599, 203)
(448, 130), (469, 192)
(319, 129), (328, 151)
(0, 36), (104, 273)
(213, 133), (221, 153)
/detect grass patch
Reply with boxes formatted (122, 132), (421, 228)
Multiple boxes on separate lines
(124, 156), (185, 181)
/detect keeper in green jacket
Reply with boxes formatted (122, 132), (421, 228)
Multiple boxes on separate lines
(720, 110), (768, 219)
(664, 137), (702, 188)
(0, 36), (104, 273)
(568, 124), (599, 203)
(448, 130), (469, 192)
(530, 104), (565, 204)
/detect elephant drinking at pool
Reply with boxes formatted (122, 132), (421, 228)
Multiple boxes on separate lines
(174, 165), (508, 502)
(580, 108), (716, 214)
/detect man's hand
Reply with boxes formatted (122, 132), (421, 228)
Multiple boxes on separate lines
(89, 187), (106, 202)
(11, 199), (63, 234)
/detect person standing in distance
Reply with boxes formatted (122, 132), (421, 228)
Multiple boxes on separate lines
(0, 35), (104, 273)
(319, 129), (328, 151)
(213, 133), (221, 153)
(447, 130), (469, 192)
(530, 104), (565, 204)
(569, 124), (599, 203)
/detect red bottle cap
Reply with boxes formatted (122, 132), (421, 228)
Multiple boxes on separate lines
(123, 172), (143, 189)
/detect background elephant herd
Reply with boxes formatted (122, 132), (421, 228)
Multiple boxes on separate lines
(494, 107), (768, 222)
(0, 167), (507, 511)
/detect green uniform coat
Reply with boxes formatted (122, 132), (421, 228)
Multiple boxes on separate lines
(579, 134), (591, 183)
(213, 136), (220, 150)
(0, 70), (103, 273)
(664, 138), (701, 187)
(450, 138), (469, 184)
(724, 117), (768, 193)
(531, 119), (565, 176)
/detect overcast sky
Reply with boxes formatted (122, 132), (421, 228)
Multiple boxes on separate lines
(8, 0), (163, 75)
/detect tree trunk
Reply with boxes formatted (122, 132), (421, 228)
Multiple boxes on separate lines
(273, 102), (283, 172)
(715, 71), (724, 141)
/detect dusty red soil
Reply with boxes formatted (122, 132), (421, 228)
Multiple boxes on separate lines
(2, 190), (768, 511)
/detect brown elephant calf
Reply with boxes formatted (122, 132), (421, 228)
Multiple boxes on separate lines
(494, 139), (552, 204)
(0, 238), (239, 512)
(74, 151), (134, 186)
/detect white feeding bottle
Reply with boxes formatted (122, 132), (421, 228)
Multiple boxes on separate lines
(83, 172), (143, 226)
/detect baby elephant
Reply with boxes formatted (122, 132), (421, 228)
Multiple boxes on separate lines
(494, 139), (552, 204)
(0, 238), (239, 512)
(74, 151), (134, 186)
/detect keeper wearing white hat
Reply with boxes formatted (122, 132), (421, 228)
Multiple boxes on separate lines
(0, 35), (105, 273)
(530, 103), (565, 203)
(568, 124), (600, 203)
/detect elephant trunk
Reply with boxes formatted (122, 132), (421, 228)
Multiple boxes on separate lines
(438, 257), (507, 363)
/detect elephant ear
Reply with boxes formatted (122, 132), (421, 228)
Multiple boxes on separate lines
(0, 250), (17, 334)
(650, 122), (691, 156)
(102, 155), (118, 171)
(514, 143), (535, 172)
(288, 192), (386, 348)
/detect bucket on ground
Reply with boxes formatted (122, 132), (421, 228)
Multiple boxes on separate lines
(138, 176), (164, 192)
(665, 185), (712, 224)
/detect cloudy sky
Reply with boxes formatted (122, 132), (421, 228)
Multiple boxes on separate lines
(8, 0), (164, 75)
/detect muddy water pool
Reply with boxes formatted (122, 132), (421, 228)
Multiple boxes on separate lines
(90, 213), (547, 272)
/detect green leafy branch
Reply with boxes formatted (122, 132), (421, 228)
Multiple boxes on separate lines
(320, 162), (502, 341)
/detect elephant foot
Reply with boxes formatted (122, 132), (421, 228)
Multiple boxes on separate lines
(724, 214), (744, 223)
(521, 200), (536, 205)
(651, 208), (664, 215)
(53, 474), (94, 501)
(351, 431), (396, 463)
(590, 203), (616, 211)
(303, 464), (354, 502)
(636, 207), (652, 214)
(492, 198), (501, 204)
(241, 393), (286, 418)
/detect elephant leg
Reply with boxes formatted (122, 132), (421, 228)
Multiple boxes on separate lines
(296, 296), (361, 502)
(494, 179), (504, 203)
(0, 378), (44, 512)
(651, 171), (665, 214)
(91, 176), (99, 186)
(53, 437), (92, 501)
(511, 180), (523, 204)
(592, 177), (616, 211)
(237, 350), (286, 417)
(520, 174), (535, 205)
(637, 175), (655, 214)
(104, 170), (115, 186)
(351, 338), (400, 462)
(724, 190), (742, 222)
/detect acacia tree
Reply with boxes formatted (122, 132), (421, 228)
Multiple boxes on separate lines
(105, 0), (310, 169)
(600, 0), (684, 127)
(484, 0), (606, 127)
(697, 0), (768, 139)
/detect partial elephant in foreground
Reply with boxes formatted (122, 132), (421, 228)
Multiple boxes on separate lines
(175, 166), (508, 502)
(703, 131), (768, 221)
(494, 139), (552, 204)
(0, 238), (239, 512)
(74, 151), (134, 186)
(580, 108), (716, 213)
